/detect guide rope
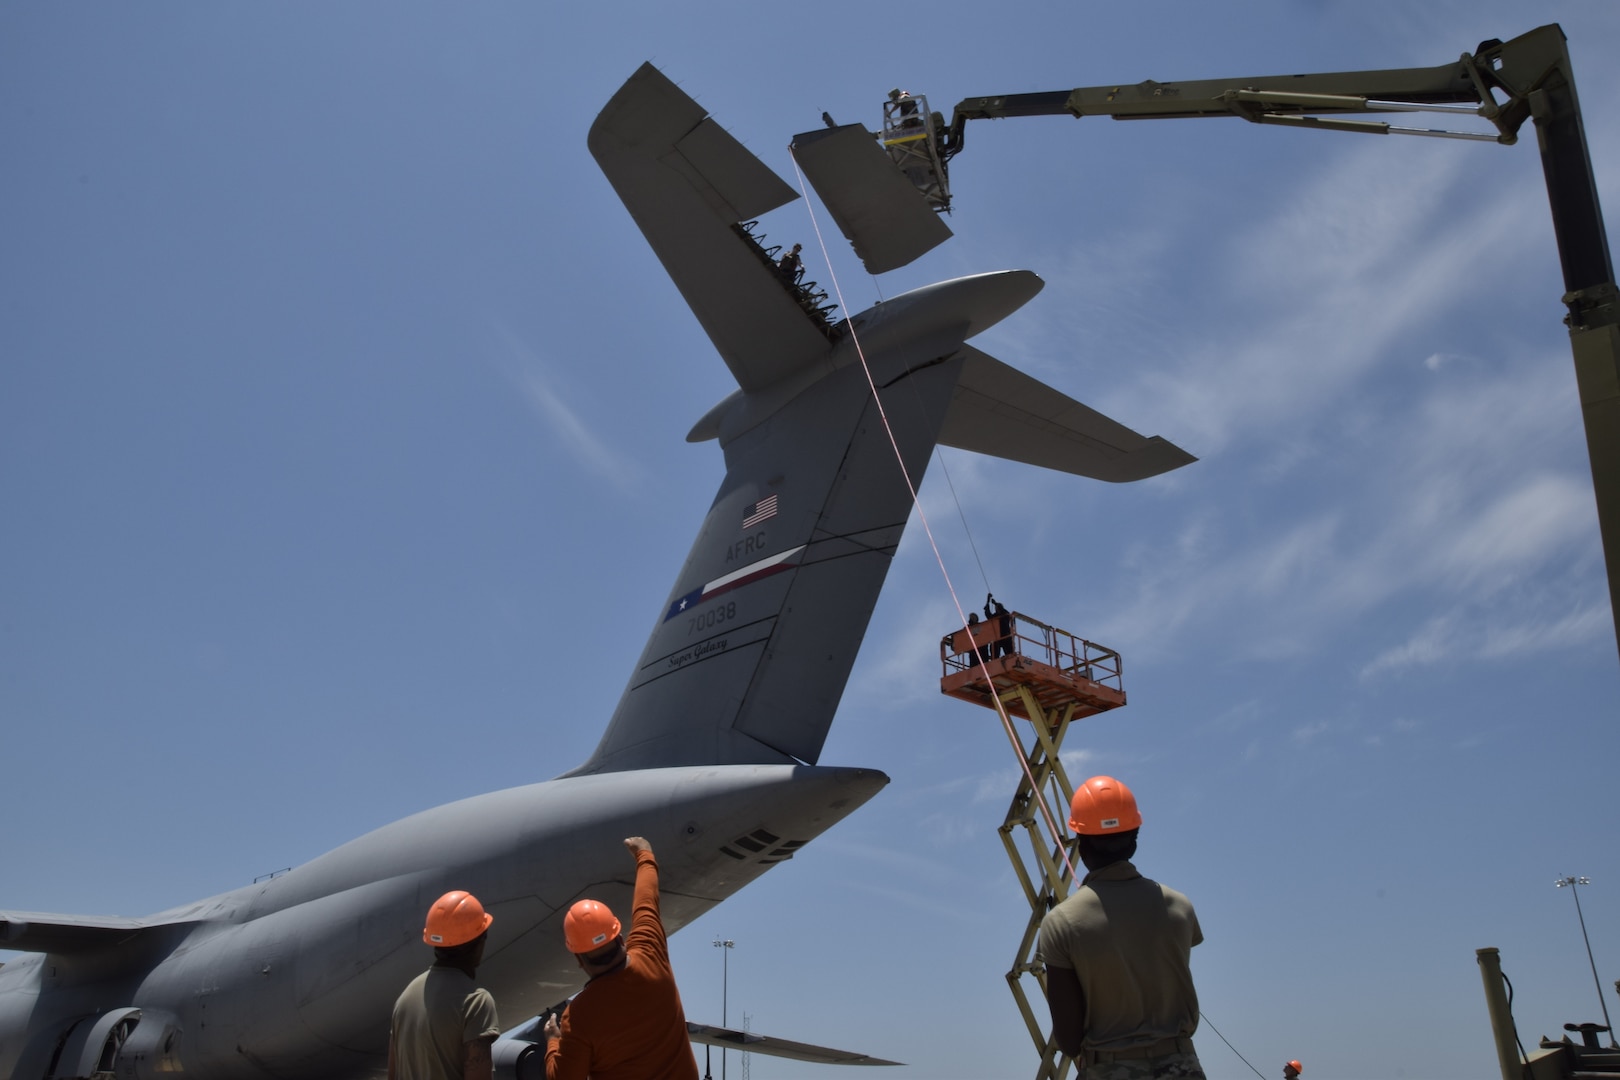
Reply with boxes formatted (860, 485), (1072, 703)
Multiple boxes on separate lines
(1198, 1010), (1268, 1080)
(787, 149), (1076, 883)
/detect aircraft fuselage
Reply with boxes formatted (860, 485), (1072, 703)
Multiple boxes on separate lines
(0, 764), (886, 1079)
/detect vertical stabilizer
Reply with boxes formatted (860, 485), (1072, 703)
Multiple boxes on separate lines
(573, 335), (965, 774)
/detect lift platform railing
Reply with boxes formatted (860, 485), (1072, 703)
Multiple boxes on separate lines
(941, 611), (1120, 687)
(940, 610), (1123, 722)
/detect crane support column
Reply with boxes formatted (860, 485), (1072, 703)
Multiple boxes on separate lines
(1500, 28), (1620, 659)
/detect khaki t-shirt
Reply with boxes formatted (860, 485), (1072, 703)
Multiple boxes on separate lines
(1037, 860), (1201, 1053)
(391, 965), (500, 1080)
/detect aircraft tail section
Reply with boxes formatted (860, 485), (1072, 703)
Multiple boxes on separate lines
(572, 324), (968, 774)
(576, 65), (1195, 775)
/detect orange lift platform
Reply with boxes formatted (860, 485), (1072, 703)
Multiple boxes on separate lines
(940, 610), (1126, 1080)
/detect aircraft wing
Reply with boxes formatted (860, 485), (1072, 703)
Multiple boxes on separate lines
(0, 910), (193, 953)
(588, 63), (835, 392)
(687, 1022), (903, 1066)
(939, 346), (1197, 482)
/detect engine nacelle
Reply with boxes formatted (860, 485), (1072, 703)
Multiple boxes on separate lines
(492, 1034), (545, 1080)
(13, 1007), (144, 1080)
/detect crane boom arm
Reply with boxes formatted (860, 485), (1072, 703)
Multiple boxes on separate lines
(926, 23), (1620, 662)
(947, 56), (1477, 126)
(941, 24), (1580, 154)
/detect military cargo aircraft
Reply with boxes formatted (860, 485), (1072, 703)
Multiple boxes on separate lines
(0, 63), (1191, 1080)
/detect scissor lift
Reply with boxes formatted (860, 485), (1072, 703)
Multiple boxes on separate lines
(940, 612), (1127, 1080)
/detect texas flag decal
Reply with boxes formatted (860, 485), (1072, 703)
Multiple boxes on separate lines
(664, 545), (805, 621)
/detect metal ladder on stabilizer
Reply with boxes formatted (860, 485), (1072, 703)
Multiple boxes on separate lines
(939, 613), (1127, 1080)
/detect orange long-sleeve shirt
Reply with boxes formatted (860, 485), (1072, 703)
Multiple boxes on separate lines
(546, 849), (698, 1080)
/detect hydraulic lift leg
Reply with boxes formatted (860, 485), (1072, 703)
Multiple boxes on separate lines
(997, 684), (1083, 1080)
(940, 613), (1128, 1080)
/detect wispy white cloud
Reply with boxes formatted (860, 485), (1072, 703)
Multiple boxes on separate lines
(885, 746), (1099, 851)
(839, 875), (1002, 923)
(1291, 718), (1332, 746)
(489, 321), (643, 493)
(1204, 698), (1265, 735)
(1145, 159), (1542, 458)
(1423, 352), (1468, 372)
(1360, 615), (1460, 679)
(1478, 603), (1613, 657)
(844, 591), (959, 710)
(1362, 598), (1612, 679)
(989, 130), (1609, 674)
(1436, 474), (1596, 591)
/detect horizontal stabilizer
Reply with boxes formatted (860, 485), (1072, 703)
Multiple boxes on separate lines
(790, 124), (952, 274)
(592, 63), (796, 222)
(940, 346), (1197, 482)
(0, 910), (192, 953)
(688, 1021), (903, 1066)
(590, 64), (835, 391)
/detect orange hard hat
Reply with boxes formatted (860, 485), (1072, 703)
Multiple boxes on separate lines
(564, 899), (622, 954)
(1287, 1062), (1303, 1074)
(1068, 775), (1143, 834)
(423, 890), (494, 947)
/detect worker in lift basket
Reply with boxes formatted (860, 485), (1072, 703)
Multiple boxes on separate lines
(544, 836), (699, 1080)
(1037, 776), (1207, 1079)
(389, 890), (501, 1080)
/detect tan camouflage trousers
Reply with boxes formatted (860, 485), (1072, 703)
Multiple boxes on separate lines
(1085, 1051), (1207, 1080)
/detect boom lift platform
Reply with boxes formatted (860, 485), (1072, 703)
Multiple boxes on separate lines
(879, 91), (951, 212)
(940, 612), (1125, 1080)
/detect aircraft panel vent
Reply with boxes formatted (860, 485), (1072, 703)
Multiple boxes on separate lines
(758, 838), (807, 865)
(718, 830), (806, 863)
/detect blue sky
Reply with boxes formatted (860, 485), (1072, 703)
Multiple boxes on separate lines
(4, 3), (1619, 1078)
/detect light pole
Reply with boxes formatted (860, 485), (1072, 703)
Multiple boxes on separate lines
(714, 939), (735, 1080)
(1555, 875), (1616, 1047)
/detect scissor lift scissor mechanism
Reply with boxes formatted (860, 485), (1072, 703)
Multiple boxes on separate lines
(940, 613), (1127, 1080)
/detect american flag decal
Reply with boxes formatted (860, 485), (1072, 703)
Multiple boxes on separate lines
(741, 494), (778, 528)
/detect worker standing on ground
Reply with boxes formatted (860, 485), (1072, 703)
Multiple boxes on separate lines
(1038, 776), (1207, 1079)
(544, 836), (699, 1080)
(1284, 1059), (1303, 1080)
(389, 890), (501, 1080)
